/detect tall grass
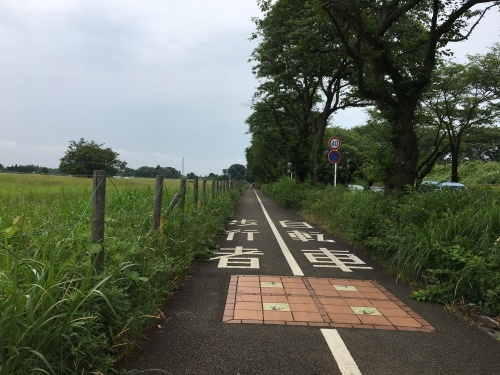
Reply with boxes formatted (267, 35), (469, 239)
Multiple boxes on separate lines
(263, 179), (499, 315)
(0, 174), (241, 374)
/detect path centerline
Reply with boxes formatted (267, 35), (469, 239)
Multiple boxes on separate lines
(253, 189), (304, 276)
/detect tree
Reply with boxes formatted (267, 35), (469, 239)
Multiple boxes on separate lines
(59, 138), (127, 176)
(135, 166), (155, 178)
(246, 100), (302, 182)
(320, 0), (498, 190)
(420, 46), (500, 181)
(251, 0), (365, 184)
(227, 164), (246, 180)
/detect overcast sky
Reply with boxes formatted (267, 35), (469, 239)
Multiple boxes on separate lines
(0, 1), (498, 176)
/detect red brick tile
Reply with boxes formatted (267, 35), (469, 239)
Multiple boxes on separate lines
(408, 311), (422, 318)
(327, 279), (353, 285)
(377, 307), (410, 317)
(225, 319), (242, 324)
(324, 305), (354, 314)
(234, 301), (262, 311)
(238, 281), (261, 288)
(262, 295), (288, 303)
(370, 300), (400, 309)
(361, 292), (390, 300)
(238, 275), (259, 281)
(237, 286), (261, 294)
(289, 303), (320, 313)
(373, 325), (398, 331)
(419, 328), (436, 333)
(260, 276), (282, 282)
(264, 311), (293, 321)
(344, 298), (372, 306)
(314, 289), (340, 297)
(285, 287), (309, 295)
(235, 294), (261, 302)
(387, 316), (422, 328)
(338, 291), (364, 298)
(287, 296), (314, 304)
(352, 324), (374, 329)
(355, 286), (380, 293)
(308, 322), (330, 327)
(357, 315), (392, 326)
(349, 280), (374, 287)
(309, 279), (331, 285)
(242, 320), (263, 324)
(397, 326), (420, 332)
(329, 313), (361, 324)
(330, 323), (353, 328)
(319, 297), (347, 306)
(287, 321), (308, 326)
(233, 310), (263, 320)
(292, 311), (325, 322)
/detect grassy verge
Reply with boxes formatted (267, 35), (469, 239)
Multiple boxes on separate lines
(0, 174), (242, 374)
(263, 178), (499, 316)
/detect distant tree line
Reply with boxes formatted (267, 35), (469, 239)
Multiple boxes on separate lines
(2, 138), (249, 182)
(0, 164), (51, 174)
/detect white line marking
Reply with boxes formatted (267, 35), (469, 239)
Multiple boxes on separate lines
(253, 190), (304, 276)
(321, 329), (362, 375)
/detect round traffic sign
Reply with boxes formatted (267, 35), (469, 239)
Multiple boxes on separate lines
(328, 137), (341, 150)
(328, 150), (341, 164)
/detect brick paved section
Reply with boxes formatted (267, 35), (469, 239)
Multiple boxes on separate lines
(223, 275), (435, 332)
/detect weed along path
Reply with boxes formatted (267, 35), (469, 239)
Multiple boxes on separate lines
(118, 188), (499, 375)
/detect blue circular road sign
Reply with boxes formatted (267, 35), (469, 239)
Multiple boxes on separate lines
(328, 150), (341, 164)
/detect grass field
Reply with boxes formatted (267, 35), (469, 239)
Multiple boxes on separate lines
(0, 173), (241, 374)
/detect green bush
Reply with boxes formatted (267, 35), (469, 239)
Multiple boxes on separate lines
(264, 181), (500, 315)
(262, 177), (314, 210)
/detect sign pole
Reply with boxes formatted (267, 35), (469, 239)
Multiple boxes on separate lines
(334, 163), (337, 187)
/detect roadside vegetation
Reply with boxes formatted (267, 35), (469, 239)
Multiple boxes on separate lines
(0, 174), (241, 374)
(262, 175), (499, 317)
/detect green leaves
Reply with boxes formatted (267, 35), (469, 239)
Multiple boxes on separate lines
(59, 138), (127, 177)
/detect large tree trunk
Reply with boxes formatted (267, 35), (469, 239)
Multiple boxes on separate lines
(386, 105), (419, 190)
(312, 116), (329, 185)
(450, 146), (460, 182)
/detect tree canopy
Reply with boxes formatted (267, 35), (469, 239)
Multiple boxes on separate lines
(59, 138), (127, 176)
(246, 0), (499, 189)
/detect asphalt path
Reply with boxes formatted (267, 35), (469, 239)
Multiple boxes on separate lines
(118, 188), (499, 375)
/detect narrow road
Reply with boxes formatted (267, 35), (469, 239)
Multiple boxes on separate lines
(118, 188), (499, 375)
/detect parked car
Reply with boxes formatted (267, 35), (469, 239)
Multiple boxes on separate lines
(439, 182), (467, 191)
(419, 180), (440, 191)
(419, 180), (466, 192)
(368, 186), (385, 192)
(346, 184), (364, 191)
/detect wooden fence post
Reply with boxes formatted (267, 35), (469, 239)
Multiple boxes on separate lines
(179, 178), (187, 212)
(202, 179), (207, 208)
(152, 175), (163, 230)
(193, 176), (199, 208)
(211, 180), (216, 199)
(92, 170), (106, 273)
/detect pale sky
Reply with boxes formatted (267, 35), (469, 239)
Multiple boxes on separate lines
(0, 1), (498, 176)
